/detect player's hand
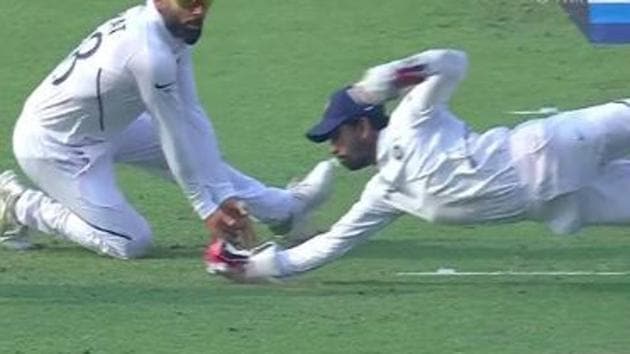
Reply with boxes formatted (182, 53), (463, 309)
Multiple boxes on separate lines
(205, 239), (282, 283)
(355, 60), (427, 104)
(205, 238), (251, 282)
(204, 198), (257, 248)
(393, 63), (427, 88)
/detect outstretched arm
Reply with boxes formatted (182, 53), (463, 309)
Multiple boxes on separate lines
(242, 176), (402, 280)
(129, 48), (255, 242)
(129, 49), (236, 220)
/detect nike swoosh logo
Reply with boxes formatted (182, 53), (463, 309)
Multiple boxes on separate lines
(154, 82), (176, 90)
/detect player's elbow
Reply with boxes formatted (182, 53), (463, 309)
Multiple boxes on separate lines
(442, 49), (468, 79)
(430, 49), (468, 80)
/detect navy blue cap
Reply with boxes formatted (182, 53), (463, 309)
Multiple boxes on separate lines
(306, 87), (387, 143)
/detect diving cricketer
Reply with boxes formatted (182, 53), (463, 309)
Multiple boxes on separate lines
(209, 48), (630, 281)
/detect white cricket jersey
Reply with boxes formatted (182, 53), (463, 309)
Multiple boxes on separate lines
(264, 50), (530, 277)
(18, 1), (234, 219)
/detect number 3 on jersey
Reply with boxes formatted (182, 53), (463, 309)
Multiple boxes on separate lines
(51, 16), (126, 86)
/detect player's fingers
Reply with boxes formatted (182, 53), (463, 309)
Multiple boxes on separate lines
(220, 199), (249, 217)
(220, 213), (237, 227)
(210, 227), (229, 241)
(213, 227), (243, 245)
(218, 215), (250, 238)
(241, 220), (257, 249)
(234, 201), (249, 217)
(395, 65), (426, 86)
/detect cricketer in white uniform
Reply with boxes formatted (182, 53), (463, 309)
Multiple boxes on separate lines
(210, 48), (630, 281)
(0, 0), (334, 258)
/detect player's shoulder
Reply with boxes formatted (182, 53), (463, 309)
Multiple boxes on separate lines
(99, 6), (151, 57)
(142, 29), (179, 68)
(128, 46), (177, 85)
(125, 13), (179, 73)
(141, 42), (179, 84)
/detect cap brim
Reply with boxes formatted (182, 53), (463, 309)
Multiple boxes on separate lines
(305, 116), (345, 143)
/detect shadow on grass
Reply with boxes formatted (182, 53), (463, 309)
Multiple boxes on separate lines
(322, 278), (630, 291)
(347, 239), (630, 261)
(14, 238), (630, 264)
(13, 242), (208, 260)
(1, 278), (628, 305)
(148, 244), (207, 259)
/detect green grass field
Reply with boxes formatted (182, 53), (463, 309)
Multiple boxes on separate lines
(1, 1), (630, 353)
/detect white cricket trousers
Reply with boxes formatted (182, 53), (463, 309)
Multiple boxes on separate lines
(510, 100), (630, 234)
(12, 113), (295, 259)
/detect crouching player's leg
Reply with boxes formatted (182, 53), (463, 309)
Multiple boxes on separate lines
(1, 156), (153, 259)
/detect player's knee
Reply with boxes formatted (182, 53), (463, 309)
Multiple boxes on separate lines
(119, 232), (153, 259)
(102, 221), (153, 259)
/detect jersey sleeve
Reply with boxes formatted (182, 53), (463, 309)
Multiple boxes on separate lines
(250, 176), (402, 278)
(357, 49), (468, 126)
(128, 48), (235, 219)
(393, 49), (468, 125)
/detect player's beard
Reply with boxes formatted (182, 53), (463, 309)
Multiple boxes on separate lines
(163, 16), (203, 45)
(337, 149), (372, 171)
(181, 26), (202, 45)
(339, 156), (369, 171)
(338, 136), (376, 171)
